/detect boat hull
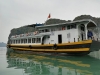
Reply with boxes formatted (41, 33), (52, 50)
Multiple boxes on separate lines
(7, 40), (100, 54)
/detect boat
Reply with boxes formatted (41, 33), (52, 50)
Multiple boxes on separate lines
(7, 19), (100, 55)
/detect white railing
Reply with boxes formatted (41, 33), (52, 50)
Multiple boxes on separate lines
(11, 32), (35, 39)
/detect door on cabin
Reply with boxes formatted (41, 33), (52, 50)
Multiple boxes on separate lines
(58, 34), (62, 43)
(81, 33), (83, 41)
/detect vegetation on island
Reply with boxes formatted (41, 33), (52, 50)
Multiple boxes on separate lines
(8, 15), (100, 43)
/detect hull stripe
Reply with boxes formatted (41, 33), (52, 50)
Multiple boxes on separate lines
(11, 47), (89, 52)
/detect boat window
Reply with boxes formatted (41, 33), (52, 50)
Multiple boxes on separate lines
(21, 39), (23, 43)
(67, 24), (76, 30)
(51, 28), (55, 31)
(13, 40), (15, 44)
(36, 38), (39, 43)
(80, 24), (85, 31)
(32, 38), (35, 43)
(71, 24), (76, 29)
(67, 25), (70, 29)
(24, 39), (26, 43)
(39, 38), (41, 43)
(25, 39), (27, 43)
(35, 38), (41, 43)
(81, 26), (85, 31)
(17, 40), (19, 43)
(45, 29), (49, 32)
(16, 40), (17, 44)
(39, 30), (45, 33)
(39, 30), (42, 33)
(28, 38), (31, 43)
(42, 30), (44, 32)
(58, 27), (62, 31)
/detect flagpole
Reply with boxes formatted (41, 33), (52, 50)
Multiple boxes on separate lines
(45, 13), (51, 25)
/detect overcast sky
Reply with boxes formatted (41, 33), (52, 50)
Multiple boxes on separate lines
(0, 0), (100, 43)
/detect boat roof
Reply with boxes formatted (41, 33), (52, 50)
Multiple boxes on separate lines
(36, 19), (97, 28)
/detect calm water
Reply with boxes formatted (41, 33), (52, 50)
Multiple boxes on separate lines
(0, 47), (100, 75)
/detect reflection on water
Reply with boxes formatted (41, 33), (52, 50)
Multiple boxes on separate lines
(6, 48), (100, 75)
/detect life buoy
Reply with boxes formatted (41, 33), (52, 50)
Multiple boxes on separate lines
(29, 45), (32, 49)
(53, 44), (57, 50)
(62, 26), (65, 30)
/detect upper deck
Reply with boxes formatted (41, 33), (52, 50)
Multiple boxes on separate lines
(10, 19), (97, 39)
(9, 19), (97, 44)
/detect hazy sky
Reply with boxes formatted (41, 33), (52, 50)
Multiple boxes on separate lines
(0, 0), (100, 43)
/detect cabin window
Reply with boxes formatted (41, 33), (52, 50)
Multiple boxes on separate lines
(18, 40), (20, 43)
(34, 38), (41, 43)
(36, 38), (38, 43)
(39, 30), (45, 33)
(38, 38), (41, 43)
(13, 40), (15, 44)
(67, 24), (76, 29)
(16, 40), (17, 43)
(51, 28), (55, 31)
(39, 38), (41, 43)
(45, 29), (49, 32)
(32, 38), (35, 43)
(28, 38), (31, 43)
(80, 24), (85, 31)
(38, 30), (42, 33)
(42, 30), (44, 32)
(67, 25), (70, 29)
(71, 24), (76, 29)
(15, 40), (16, 43)
(23, 39), (25, 43)
(58, 27), (61, 31)
(25, 39), (27, 43)
(21, 39), (23, 43)
(81, 26), (85, 31)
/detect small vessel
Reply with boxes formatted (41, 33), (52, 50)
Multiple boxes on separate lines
(7, 19), (100, 55)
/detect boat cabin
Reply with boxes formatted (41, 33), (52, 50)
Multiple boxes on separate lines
(10, 19), (97, 45)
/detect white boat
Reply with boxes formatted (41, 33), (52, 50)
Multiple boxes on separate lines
(7, 19), (100, 55)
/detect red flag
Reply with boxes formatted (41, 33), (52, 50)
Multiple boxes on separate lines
(48, 14), (51, 18)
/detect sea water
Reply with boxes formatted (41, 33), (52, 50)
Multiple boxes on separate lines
(0, 47), (100, 75)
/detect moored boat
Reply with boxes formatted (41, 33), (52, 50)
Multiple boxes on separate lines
(7, 19), (100, 55)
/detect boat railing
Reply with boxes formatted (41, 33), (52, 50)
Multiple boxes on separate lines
(72, 37), (100, 43)
(11, 32), (36, 39)
(11, 30), (52, 39)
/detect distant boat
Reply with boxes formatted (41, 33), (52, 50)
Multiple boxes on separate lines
(7, 19), (100, 55)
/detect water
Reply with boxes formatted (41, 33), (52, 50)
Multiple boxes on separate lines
(0, 47), (100, 75)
